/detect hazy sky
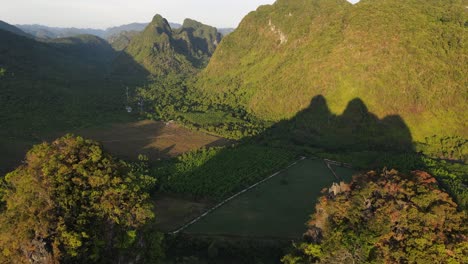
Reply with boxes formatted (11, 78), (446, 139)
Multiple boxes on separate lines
(1, 0), (360, 29)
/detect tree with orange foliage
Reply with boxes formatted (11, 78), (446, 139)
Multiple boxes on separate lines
(283, 169), (467, 264)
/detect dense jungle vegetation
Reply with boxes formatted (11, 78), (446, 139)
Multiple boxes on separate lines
(198, 0), (467, 142)
(0, 0), (467, 263)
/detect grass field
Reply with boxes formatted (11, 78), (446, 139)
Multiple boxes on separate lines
(72, 120), (229, 161)
(183, 159), (355, 239)
(153, 195), (213, 232)
(0, 137), (38, 175)
(331, 164), (355, 183)
(1, 119), (229, 174)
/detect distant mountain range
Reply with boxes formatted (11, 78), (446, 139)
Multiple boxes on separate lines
(16, 24), (108, 39)
(217, 28), (235, 36)
(15, 22), (233, 40)
(0, 20), (33, 38)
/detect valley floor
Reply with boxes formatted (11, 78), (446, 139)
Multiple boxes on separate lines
(178, 158), (355, 239)
(1, 119), (229, 174)
(70, 119), (229, 161)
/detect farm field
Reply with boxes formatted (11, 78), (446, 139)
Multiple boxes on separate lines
(0, 119), (229, 174)
(153, 195), (213, 232)
(184, 159), (355, 239)
(0, 137), (38, 175)
(331, 164), (355, 183)
(65, 119), (229, 161)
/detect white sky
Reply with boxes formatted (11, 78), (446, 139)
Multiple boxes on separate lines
(1, 0), (360, 29)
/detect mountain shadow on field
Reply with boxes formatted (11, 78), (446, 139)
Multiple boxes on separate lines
(160, 95), (416, 202)
(260, 95), (414, 153)
(160, 96), (416, 263)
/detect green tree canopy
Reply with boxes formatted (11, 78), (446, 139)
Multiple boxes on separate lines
(0, 135), (156, 263)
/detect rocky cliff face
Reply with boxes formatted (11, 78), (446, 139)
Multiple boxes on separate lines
(114, 14), (223, 76)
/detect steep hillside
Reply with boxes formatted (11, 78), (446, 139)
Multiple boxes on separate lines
(197, 0), (467, 141)
(218, 28), (235, 36)
(173, 18), (222, 62)
(0, 29), (141, 137)
(107, 30), (141, 51)
(0, 20), (32, 38)
(17, 24), (106, 39)
(46, 34), (117, 66)
(114, 15), (222, 76)
(105, 22), (148, 37)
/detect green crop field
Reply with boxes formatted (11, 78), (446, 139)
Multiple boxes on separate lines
(330, 164), (355, 183)
(183, 159), (355, 239)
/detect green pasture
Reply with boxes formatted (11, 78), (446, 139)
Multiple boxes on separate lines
(330, 164), (355, 183)
(185, 159), (355, 238)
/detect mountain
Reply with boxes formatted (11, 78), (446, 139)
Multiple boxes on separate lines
(107, 30), (141, 51)
(197, 0), (467, 142)
(173, 18), (222, 61)
(105, 23), (183, 51)
(218, 28), (235, 36)
(105, 22), (180, 36)
(114, 15), (222, 76)
(1, 14), (223, 138)
(0, 31), (116, 81)
(17, 22), (183, 40)
(170, 22), (182, 29)
(0, 29), (145, 140)
(0, 20), (32, 38)
(45, 34), (117, 66)
(105, 22), (148, 37)
(17, 24), (106, 38)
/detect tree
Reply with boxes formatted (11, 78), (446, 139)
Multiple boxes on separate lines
(283, 169), (468, 263)
(0, 135), (157, 263)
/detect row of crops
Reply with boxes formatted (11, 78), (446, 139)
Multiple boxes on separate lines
(157, 145), (297, 200)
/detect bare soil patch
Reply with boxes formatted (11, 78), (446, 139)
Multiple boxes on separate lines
(74, 120), (229, 161)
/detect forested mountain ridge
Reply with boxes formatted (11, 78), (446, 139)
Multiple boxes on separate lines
(108, 30), (141, 51)
(0, 29), (114, 89)
(197, 0), (467, 142)
(45, 34), (117, 67)
(0, 28), (136, 138)
(0, 20), (32, 38)
(114, 14), (222, 77)
(173, 18), (222, 61)
(17, 22), (182, 40)
(1, 13), (224, 136)
(105, 22), (151, 38)
(0, 15), (224, 132)
(17, 24), (108, 39)
(0, 20), (117, 78)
